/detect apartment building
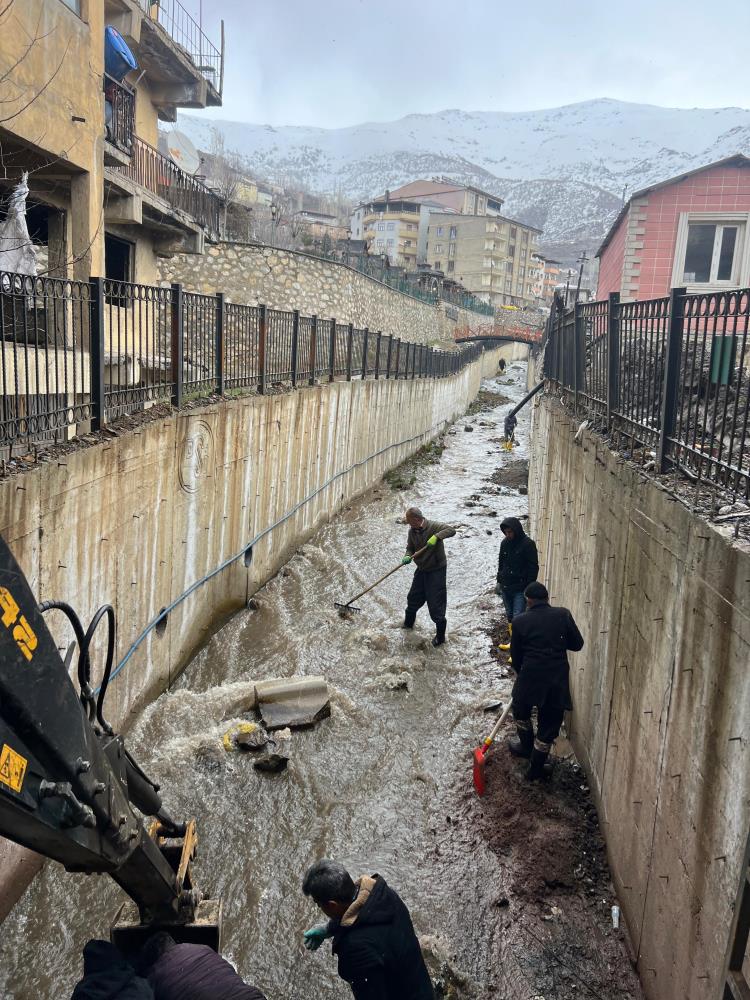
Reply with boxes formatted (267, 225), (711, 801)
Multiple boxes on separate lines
(0, 0), (224, 285)
(356, 179), (506, 268)
(425, 212), (542, 307)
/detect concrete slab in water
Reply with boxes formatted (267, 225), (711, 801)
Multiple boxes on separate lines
(255, 676), (330, 730)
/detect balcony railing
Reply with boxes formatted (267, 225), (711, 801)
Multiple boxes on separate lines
(115, 135), (221, 236)
(138, 0), (223, 96)
(103, 74), (135, 153)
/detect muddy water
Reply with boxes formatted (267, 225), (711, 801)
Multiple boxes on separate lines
(1, 365), (532, 999)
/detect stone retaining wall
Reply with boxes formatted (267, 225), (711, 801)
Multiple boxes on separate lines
(159, 242), (487, 344)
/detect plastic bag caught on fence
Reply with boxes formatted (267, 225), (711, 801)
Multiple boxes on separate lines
(0, 172), (37, 279)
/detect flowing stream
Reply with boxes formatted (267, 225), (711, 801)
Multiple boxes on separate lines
(0, 364), (533, 999)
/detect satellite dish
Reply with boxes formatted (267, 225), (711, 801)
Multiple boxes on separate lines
(158, 131), (200, 175)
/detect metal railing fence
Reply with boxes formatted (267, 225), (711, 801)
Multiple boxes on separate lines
(0, 272), (484, 455)
(114, 136), (221, 237)
(138, 0), (223, 96)
(103, 74), (135, 153)
(544, 287), (750, 500)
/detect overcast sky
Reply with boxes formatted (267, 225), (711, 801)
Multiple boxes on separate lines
(194, 0), (750, 128)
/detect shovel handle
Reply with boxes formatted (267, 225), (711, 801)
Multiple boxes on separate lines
(483, 699), (513, 751)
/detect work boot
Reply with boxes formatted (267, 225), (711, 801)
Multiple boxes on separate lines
(508, 723), (533, 758)
(498, 622), (512, 652)
(432, 621), (446, 647)
(402, 612), (416, 629)
(526, 743), (554, 781)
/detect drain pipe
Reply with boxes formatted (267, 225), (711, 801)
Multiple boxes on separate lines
(504, 381), (544, 441)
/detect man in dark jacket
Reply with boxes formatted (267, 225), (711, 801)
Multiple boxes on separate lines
(402, 506), (456, 647)
(496, 517), (538, 625)
(509, 581), (584, 780)
(71, 940), (154, 1000)
(302, 859), (434, 1000)
(137, 933), (267, 1000)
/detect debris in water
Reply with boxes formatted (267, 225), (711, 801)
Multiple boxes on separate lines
(463, 425), (474, 432)
(256, 675), (330, 730)
(194, 740), (225, 771)
(223, 721), (262, 752)
(235, 725), (269, 752)
(383, 671), (412, 691)
(252, 749), (289, 773)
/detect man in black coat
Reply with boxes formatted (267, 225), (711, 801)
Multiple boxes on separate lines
(302, 859), (434, 1000)
(496, 517), (538, 625)
(509, 581), (584, 780)
(71, 940), (154, 1000)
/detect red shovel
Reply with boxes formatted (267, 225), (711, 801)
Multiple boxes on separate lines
(472, 700), (513, 796)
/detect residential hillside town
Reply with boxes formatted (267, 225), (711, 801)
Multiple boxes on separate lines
(0, 4), (748, 1000)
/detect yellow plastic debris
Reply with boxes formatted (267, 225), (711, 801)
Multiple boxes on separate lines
(222, 721), (258, 752)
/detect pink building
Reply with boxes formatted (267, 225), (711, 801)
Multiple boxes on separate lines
(596, 154), (750, 301)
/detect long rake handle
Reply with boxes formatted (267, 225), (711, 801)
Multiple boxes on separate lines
(342, 543), (431, 607)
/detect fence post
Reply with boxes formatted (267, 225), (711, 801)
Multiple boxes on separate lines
(386, 334), (393, 379)
(573, 299), (583, 413)
(171, 282), (183, 409)
(89, 276), (106, 431)
(326, 318), (334, 382)
(362, 326), (369, 379)
(215, 292), (225, 396)
(309, 315), (317, 386)
(346, 322), (353, 381)
(375, 331), (381, 379)
(606, 291), (620, 429)
(258, 303), (267, 395)
(291, 309), (300, 388)
(394, 338), (401, 378)
(657, 286), (685, 473)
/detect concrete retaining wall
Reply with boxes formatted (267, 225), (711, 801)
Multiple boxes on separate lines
(159, 242), (487, 344)
(0, 347), (500, 920)
(528, 395), (750, 1000)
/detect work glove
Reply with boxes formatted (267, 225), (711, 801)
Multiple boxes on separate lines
(401, 555), (413, 565)
(304, 923), (332, 951)
(427, 535), (439, 546)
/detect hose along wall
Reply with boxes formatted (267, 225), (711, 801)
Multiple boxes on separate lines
(106, 397), (477, 690)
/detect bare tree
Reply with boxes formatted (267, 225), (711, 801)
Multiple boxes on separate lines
(207, 131), (245, 236)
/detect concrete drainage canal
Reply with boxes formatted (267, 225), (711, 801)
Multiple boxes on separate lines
(0, 362), (643, 1000)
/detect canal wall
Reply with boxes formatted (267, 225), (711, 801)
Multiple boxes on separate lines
(158, 241), (489, 344)
(0, 346), (501, 921)
(528, 395), (750, 1000)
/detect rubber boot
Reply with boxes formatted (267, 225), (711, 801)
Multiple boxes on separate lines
(526, 745), (554, 781)
(508, 723), (533, 758)
(498, 621), (512, 652)
(432, 621), (446, 647)
(402, 611), (416, 630)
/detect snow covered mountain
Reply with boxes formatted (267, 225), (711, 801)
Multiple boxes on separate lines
(178, 99), (750, 261)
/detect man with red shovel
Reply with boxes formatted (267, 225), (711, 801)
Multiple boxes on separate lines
(508, 581), (584, 780)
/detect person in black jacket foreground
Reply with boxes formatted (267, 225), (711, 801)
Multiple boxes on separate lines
(509, 581), (584, 780)
(71, 935), (267, 1000)
(302, 859), (434, 1000)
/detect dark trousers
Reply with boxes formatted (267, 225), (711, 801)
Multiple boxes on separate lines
(405, 565), (447, 633)
(511, 691), (565, 748)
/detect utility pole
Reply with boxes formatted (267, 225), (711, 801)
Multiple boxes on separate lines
(575, 251), (589, 303)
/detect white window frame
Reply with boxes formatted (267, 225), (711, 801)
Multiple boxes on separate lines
(377, 222), (385, 231)
(434, 243), (443, 254)
(672, 211), (750, 292)
(386, 222), (395, 231)
(436, 226), (444, 236)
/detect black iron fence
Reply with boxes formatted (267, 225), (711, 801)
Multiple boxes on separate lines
(103, 74), (135, 153)
(0, 270), (484, 454)
(544, 287), (750, 500)
(115, 136), (221, 237)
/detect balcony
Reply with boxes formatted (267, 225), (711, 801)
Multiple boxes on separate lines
(107, 134), (221, 241)
(104, 74), (135, 158)
(137, 0), (223, 100)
